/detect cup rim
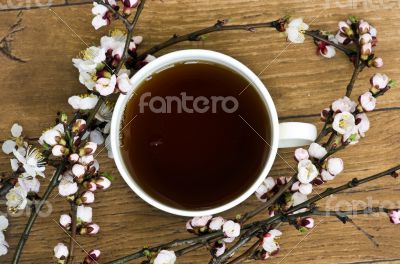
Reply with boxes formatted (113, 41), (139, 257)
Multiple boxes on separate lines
(110, 49), (279, 217)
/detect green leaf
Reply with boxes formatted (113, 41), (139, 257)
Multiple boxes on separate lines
(389, 79), (397, 88)
(299, 227), (308, 233)
(101, 172), (115, 182)
(348, 15), (358, 24)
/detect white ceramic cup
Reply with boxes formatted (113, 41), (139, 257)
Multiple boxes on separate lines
(110, 49), (317, 217)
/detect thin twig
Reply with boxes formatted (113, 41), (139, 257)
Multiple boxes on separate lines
(346, 62), (365, 97)
(115, 0), (147, 73)
(347, 219), (379, 247)
(67, 203), (77, 264)
(135, 19), (281, 62)
(286, 165), (400, 215)
(0, 11), (26, 63)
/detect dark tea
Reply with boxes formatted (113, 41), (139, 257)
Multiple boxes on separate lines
(121, 62), (271, 210)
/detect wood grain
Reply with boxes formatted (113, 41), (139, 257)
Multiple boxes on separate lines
(0, 0), (400, 263)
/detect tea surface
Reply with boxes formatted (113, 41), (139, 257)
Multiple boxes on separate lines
(121, 62), (271, 210)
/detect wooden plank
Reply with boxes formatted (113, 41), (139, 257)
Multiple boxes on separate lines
(0, 0), (399, 263)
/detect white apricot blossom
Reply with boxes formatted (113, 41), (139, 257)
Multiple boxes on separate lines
(0, 231), (9, 256)
(255, 177), (276, 202)
(68, 94), (99, 110)
(356, 113), (370, 137)
(262, 229), (282, 256)
(2, 123), (25, 155)
(332, 111), (355, 135)
(331, 96), (356, 113)
(297, 159), (318, 184)
(286, 18), (309, 43)
(154, 250), (176, 264)
(12, 147), (45, 177)
(6, 185), (28, 211)
(95, 75), (117, 96)
(222, 220), (240, 238)
(91, 2), (109, 30)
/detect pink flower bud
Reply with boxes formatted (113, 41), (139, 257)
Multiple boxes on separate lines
(84, 249), (101, 264)
(81, 191), (95, 204)
(358, 20), (370, 34)
(95, 176), (111, 190)
(86, 223), (100, 235)
(338, 21), (353, 36)
(370, 73), (389, 90)
(191, 215), (212, 227)
(299, 183), (313, 195)
(369, 26), (377, 37)
(308, 143), (327, 160)
(291, 181), (301, 192)
(80, 155), (94, 166)
(389, 210), (400, 224)
(213, 241), (226, 257)
(319, 45), (336, 58)
(72, 164), (86, 178)
(276, 176), (288, 185)
(300, 217), (315, 229)
(327, 157), (344, 176)
(81, 142), (97, 156)
(360, 43), (372, 60)
(52, 145), (68, 157)
(123, 0), (139, 7)
(335, 31), (351, 45)
(69, 153), (80, 163)
(54, 243), (69, 260)
(59, 214), (72, 228)
(72, 119), (87, 134)
(132, 35), (143, 45)
(186, 220), (194, 231)
(209, 217), (225, 231)
(321, 169), (335, 181)
(294, 148), (309, 162)
(359, 92), (376, 112)
(320, 108), (330, 121)
(312, 176), (325, 185)
(371, 57), (383, 68)
(359, 33), (372, 45)
(85, 181), (97, 192)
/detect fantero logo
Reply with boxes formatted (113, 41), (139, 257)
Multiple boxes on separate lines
(139, 92), (239, 114)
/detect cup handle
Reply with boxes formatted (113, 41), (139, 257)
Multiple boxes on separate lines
(278, 122), (317, 148)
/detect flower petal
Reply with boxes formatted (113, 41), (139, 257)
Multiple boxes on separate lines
(11, 123), (23, 137)
(2, 140), (16, 155)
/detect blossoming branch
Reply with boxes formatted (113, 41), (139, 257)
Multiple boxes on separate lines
(0, 0), (398, 264)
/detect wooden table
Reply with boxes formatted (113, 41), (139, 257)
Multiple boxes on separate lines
(1, 0), (400, 263)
